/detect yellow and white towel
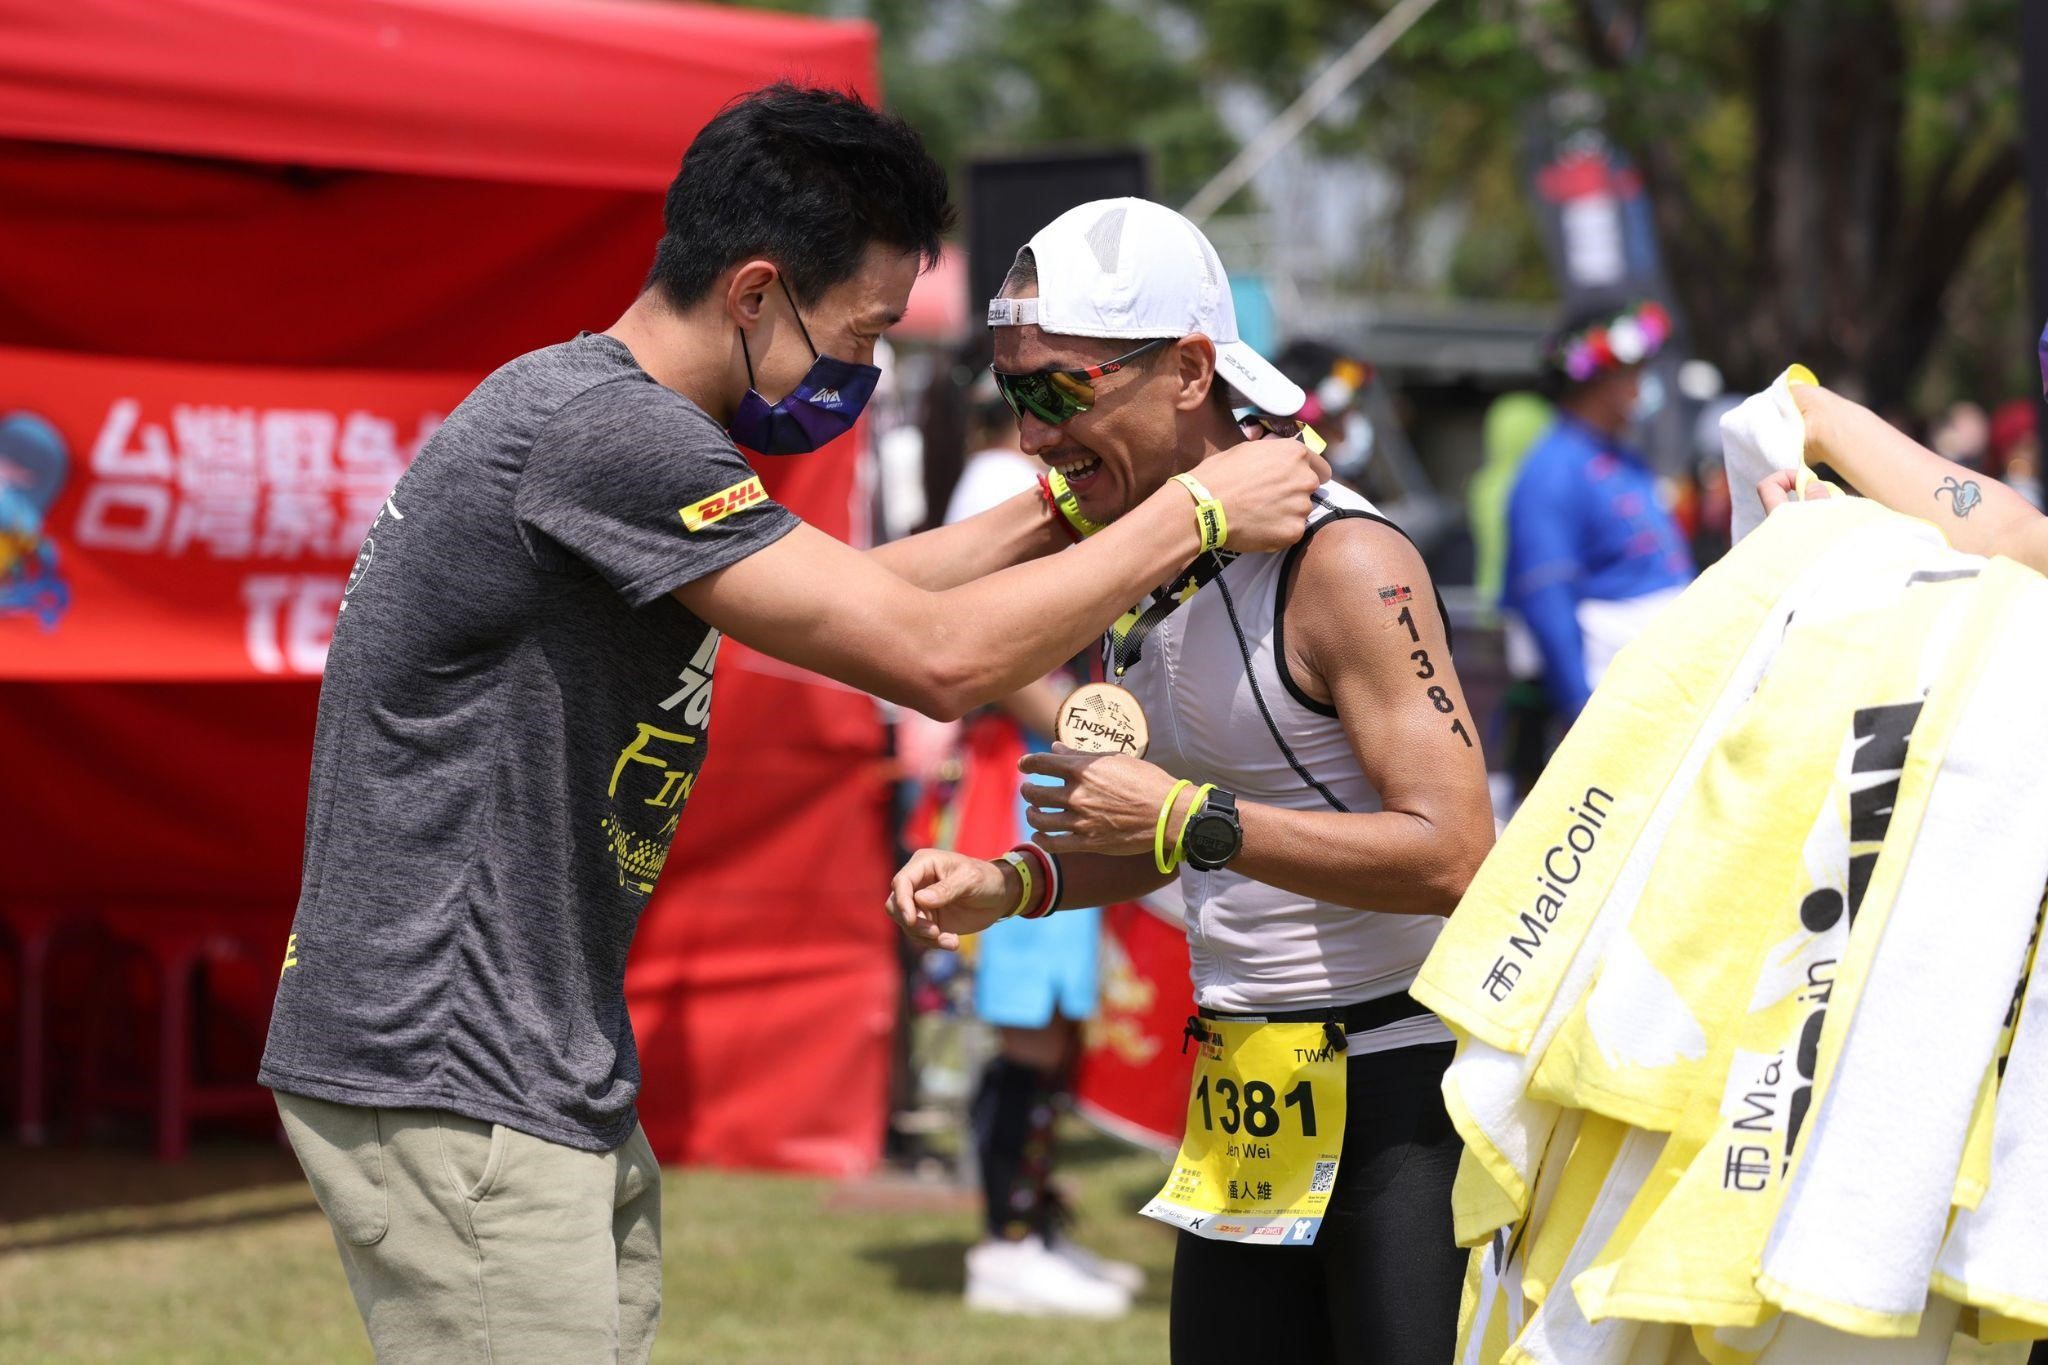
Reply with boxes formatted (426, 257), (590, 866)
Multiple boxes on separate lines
(1529, 528), (1966, 1139)
(1758, 561), (2048, 1337)
(1931, 860), (2048, 1332)
(1571, 554), (1979, 1333)
(1414, 495), (1916, 1058)
(1440, 459), (2048, 1361)
(1424, 498), (1940, 1235)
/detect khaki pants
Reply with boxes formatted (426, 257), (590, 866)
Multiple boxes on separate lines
(275, 1090), (662, 1364)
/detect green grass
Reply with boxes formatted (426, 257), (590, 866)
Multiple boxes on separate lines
(5, 1135), (2030, 1363)
(0, 1126), (1179, 1364)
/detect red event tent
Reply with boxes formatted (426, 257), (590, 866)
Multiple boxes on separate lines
(0, 0), (900, 1172)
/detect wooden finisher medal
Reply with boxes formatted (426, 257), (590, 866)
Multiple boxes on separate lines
(1055, 682), (1150, 758)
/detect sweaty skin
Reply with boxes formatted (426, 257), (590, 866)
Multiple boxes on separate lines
(889, 520), (1494, 949)
(1757, 384), (2048, 577)
(886, 287), (1493, 949)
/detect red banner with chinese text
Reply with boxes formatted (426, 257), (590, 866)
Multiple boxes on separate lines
(0, 343), (470, 678)
(0, 339), (899, 1174)
(1074, 899), (1199, 1152)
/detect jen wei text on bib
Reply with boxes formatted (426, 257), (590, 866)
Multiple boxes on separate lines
(1142, 1018), (1348, 1246)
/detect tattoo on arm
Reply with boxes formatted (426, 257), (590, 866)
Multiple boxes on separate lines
(1935, 476), (1984, 518)
(1407, 643), (1474, 747)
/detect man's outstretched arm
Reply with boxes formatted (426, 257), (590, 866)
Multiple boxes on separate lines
(865, 488), (1070, 591)
(675, 437), (1327, 720)
(884, 848), (1169, 950)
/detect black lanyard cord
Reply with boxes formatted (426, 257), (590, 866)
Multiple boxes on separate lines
(1108, 551), (1235, 678)
(1210, 569), (1351, 814)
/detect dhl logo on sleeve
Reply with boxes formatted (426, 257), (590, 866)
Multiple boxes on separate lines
(680, 476), (768, 531)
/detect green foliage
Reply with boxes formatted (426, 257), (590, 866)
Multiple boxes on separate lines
(972, 0), (1238, 201)
(724, 0), (2026, 402)
(726, 0), (1234, 202)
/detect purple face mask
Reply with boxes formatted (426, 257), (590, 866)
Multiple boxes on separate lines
(2038, 318), (2048, 399)
(729, 277), (880, 456)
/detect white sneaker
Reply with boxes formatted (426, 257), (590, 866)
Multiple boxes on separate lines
(964, 1234), (1133, 1318)
(1046, 1230), (1144, 1294)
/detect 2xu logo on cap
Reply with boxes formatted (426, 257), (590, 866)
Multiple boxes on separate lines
(1056, 682), (1149, 758)
(680, 476), (767, 531)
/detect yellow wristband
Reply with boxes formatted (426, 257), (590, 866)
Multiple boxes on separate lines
(1155, 779), (1193, 876)
(995, 851), (1034, 920)
(1173, 473), (1227, 552)
(1173, 784), (1215, 867)
(1047, 469), (1105, 537)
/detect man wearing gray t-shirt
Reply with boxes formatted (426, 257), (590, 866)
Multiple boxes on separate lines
(260, 83), (1327, 1362)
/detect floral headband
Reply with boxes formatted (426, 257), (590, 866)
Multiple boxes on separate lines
(1546, 300), (1673, 384)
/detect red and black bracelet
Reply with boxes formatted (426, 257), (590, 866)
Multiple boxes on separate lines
(1009, 841), (1058, 919)
(1035, 474), (1084, 544)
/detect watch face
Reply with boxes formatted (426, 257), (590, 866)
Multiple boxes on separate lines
(1186, 813), (1239, 865)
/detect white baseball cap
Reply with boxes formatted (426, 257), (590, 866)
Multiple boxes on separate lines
(985, 197), (1306, 417)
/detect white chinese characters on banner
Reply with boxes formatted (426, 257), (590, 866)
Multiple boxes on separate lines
(71, 398), (441, 675)
(243, 575), (347, 675)
(75, 399), (436, 561)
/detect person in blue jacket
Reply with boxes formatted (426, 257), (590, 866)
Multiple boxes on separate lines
(1505, 299), (1694, 722)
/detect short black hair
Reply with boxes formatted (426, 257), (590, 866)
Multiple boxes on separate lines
(647, 82), (954, 309)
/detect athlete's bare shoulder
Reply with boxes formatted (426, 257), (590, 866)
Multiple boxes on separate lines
(1282, 513), (1442, 704)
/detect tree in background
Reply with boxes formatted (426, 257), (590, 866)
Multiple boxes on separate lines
(1186, 0), (2026, 407)
(734, 0), (2028, 410)
(1547, 0), (2023, 408)
(790, 0), (1236, 204)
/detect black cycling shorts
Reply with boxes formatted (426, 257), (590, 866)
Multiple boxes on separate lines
(1170, 1040), (1463, 1365)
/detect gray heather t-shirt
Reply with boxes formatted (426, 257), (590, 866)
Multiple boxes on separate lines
(258, 333), (798, 1150)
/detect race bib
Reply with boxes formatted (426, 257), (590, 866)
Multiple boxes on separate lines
(1140, 1017), (1348, 1246)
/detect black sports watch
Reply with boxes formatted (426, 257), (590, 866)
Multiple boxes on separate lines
(1182, 788), (1243, 871)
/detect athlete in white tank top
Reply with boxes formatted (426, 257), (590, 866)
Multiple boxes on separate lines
(1114, 481), (1453, 1026)
(889, 313), (1494, 1041)
(886, 196), (1497, 1358)
(894, 456), (1492, 1044)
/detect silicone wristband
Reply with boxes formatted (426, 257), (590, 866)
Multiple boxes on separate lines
(1173, 784), (1216, 868)
(1046, 469), (1105, 538)
(1173, 473), (1227, 552)
(1036, 475), (1083, 543)
(1155, 779), (1193, 876)
(995, 851), (1034, 920)
(1012, 842), (1056, 919)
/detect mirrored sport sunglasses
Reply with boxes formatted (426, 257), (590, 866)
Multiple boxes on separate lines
(990, 336), (1174, 425)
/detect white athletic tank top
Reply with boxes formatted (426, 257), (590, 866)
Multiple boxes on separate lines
(1114, 482), (1448, 1014)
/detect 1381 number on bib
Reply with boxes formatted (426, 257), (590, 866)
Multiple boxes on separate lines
(1140, 1017), (1348, 1246)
